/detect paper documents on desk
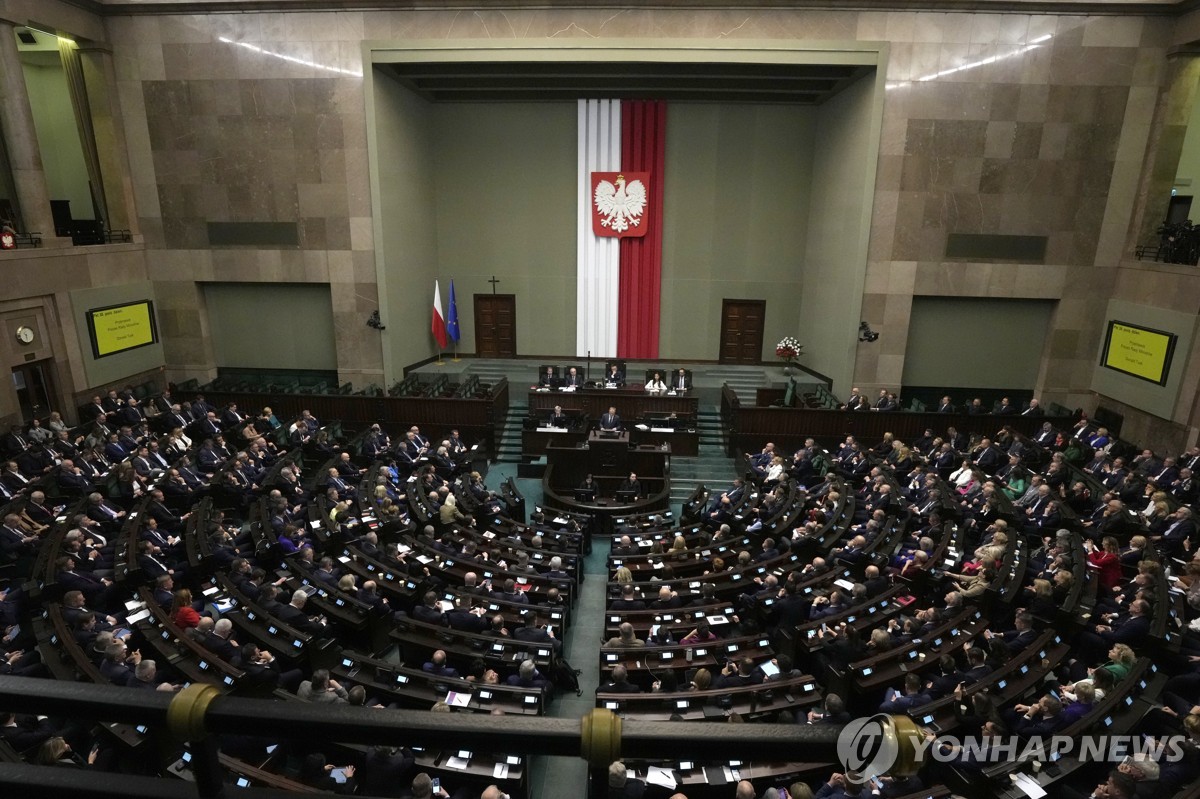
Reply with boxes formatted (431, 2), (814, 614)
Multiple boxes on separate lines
(416, 554), (433, 564)
(635, 424), (650, 431)
(445, 691), (471, 707)
(493, 763), (509, 779)
(646, 767), (677, 790)
(834, 578), (856, 592)
(446, 756), (470, 770)
(1011, 773), (1047, 798)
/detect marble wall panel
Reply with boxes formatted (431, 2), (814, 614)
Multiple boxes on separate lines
(90, 7), (1181, 418)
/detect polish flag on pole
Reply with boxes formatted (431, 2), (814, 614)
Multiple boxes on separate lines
(431, 280), (448, 349)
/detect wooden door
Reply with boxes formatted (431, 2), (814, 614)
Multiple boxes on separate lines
(474, 294), (516, 358)
(718, 299), (766, 364)
(11, 360), (56, 420)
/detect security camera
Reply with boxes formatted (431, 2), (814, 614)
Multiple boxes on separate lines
(858, 322), (879, 343)
(366, 310), (385, 331)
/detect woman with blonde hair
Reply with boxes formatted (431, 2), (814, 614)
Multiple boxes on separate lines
(1025, 579), (1056, 618)
(765, 456), (786, 483)
(338, 574), (357, 593)
(613, 566), (633, 584)
(668, 535), (688, 559)
(688, 668), (712, 691)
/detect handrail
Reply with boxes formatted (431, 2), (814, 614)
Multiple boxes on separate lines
(0, 675), (851, 798)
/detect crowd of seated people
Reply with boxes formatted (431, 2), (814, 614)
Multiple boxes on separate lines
(600, 403), (1200, 797)
(6, 379), (1200, 797)
(0, 385), (585, 796)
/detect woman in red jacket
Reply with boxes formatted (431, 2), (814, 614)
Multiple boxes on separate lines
(170, 588), (200, 630)
(1087, 536), (1122, 594)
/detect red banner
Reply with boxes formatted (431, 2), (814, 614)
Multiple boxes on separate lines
(591, 171), (650, 238)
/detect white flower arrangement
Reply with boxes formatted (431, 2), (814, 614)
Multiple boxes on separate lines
(775, 336), (804, 364)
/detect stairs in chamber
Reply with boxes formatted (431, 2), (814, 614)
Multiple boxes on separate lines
(707, 367), (769, 405)
(669, 405), (737, 509)
(494, 401), (527, 463)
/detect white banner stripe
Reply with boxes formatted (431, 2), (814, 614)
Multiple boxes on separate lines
(577, 99), (620, 359)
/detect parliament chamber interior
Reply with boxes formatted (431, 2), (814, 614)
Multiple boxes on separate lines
(1, 1), (1200, 798)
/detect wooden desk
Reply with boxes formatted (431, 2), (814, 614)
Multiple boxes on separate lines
(527, 387), (698, 420)
(541, 440), (671, 527)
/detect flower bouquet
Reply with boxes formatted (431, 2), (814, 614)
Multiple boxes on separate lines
(775, 336), (804, 367)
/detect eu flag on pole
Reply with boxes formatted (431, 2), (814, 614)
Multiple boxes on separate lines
(447, 280), (460, 343)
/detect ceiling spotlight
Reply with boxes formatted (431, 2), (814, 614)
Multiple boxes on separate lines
(366, 310), (385, 331)
(858, 322), (879, 343)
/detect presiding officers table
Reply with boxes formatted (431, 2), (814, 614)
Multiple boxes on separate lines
(526, 386), (699, 456)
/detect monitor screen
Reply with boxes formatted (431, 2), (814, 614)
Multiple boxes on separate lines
(86, 300), (159, 359)
(1100, 319), (1177, 386)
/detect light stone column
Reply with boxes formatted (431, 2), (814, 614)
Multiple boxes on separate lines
(79, 43), (139, 238)
(0, 19), (69, 246)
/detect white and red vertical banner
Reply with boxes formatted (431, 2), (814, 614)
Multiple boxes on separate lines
(576, 99), (621, 358)
(431, 280), (447, 349)
(577, 100), (665, 360)
(617, 100), (665, 359)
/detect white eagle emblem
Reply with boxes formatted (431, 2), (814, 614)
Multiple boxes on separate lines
(594, 174), (647, 234)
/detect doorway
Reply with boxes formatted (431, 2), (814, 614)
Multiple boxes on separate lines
(718, 299), (766, 364)
(11, 360), (56, 421)
(474, 294), (516, 358)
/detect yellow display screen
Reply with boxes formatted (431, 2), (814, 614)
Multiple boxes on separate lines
(1101, 320), (1176, 386)
(87, 301), (158, 359)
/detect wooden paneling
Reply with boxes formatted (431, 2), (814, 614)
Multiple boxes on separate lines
(198, 379), (509, 451)
(526, 389), (697, 420)
(727, 404), (1071, 455)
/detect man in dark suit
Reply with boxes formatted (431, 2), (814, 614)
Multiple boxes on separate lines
(0, 461), (31, 494)
(1011, 694), (1069, 738)
(673, 368), (691, 391)
(974, 439), (1005, 474)
(605, 364), (624, 386)
(995, 397), (1018, 416)
(937, 396), (956, 414)
(844, 388), (869, 411)
(276, 590), (326, 637)
(1149, 457), (1181, 489)
(412, 591), (449, 627)
(562, 367), (584, 389)
(1153, 507), (1196, 559)
(202, 618), (239, 661)
(220, 403), (244, 428)
(56, 460), (91, 495)
(539, 367), (558, 388)
(985, 612), (1036, 654)
(878, 673), (932, 713)
(599, 407), (622, 431)
(99, 641), (138, 686)
(609, 584), (646, 611)
(1022, 399), (1045, 416)
(601, 664), (641, 693)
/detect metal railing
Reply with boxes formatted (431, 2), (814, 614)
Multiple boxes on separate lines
(0, 676), (847, 799)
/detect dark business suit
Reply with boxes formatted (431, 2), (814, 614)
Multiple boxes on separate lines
(599, 413), (621, 430)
